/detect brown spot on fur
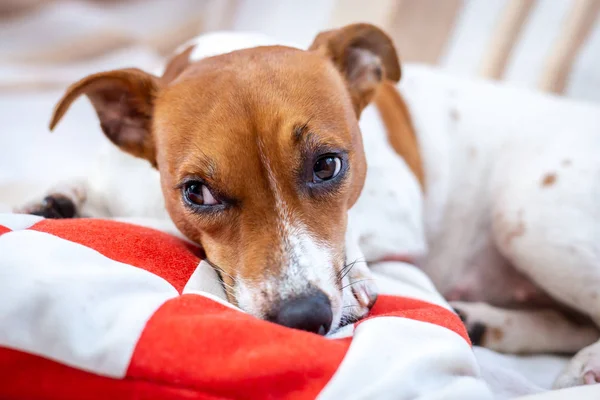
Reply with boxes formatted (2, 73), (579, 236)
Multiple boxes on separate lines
(489, 327), (504, 342)
(374, 82), (425, 190)
(469, 147), (477, 158)
(541, 172), (557, 187)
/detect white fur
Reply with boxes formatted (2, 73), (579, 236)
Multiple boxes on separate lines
(178, 31), (299, 66)
(397, 65), (600, 307)
(398, 66), (600, 387)
(234, 223), (340, 324)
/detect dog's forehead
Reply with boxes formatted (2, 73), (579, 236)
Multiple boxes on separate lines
(170, 45), (349, 103)
(155, 46), (356, 150)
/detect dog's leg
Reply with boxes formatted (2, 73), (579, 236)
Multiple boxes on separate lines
(12, 143), (165, 220)
(14, 181), (87, 218)
(13, 179), (110, 219)
(554, 340), (600, 388)
(452, 301), (599, 354)
(490, 147), (600, 386)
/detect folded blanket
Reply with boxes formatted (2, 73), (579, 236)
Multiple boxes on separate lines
(0, 213), (491, 399)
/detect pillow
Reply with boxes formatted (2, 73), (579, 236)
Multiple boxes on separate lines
(0, 214), (489, 400)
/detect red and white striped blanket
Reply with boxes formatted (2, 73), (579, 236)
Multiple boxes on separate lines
(0, 213), (491, 399)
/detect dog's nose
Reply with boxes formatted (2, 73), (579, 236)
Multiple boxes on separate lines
(271, 291), (333, 335)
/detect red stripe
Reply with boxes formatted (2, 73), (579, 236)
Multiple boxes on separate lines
(30, 219), (201, 293)
(0, 347), (224, 400)
(128, 294), (351, 400)
(361, 295), (470, 345)
(0, 224), (11, 236)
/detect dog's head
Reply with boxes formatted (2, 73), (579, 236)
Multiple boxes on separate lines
(50, 24), (401, 334)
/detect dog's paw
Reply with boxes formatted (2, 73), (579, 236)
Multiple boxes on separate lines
(554, 341), (600, 388)
(14, 194), (78, 219)
(450, 301), (520, 351)
(451, 302), (491, 346)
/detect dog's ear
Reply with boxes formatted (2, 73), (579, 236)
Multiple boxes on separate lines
(49, 68), (162, 166)
(310, 23), (400, 116)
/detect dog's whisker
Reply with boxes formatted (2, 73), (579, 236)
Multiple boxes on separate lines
(338, 259), (358, 278)
(341, 278), (374, 290)
(205, 259), (237, 281)
(337, 258), (367, 283)
(212, 278), (236, 292)
(204, 259), (262, 289)
(338, 266), (355, 283)
(340, 257), (366, 271)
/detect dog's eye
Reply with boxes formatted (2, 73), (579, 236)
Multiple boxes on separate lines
(183, 181), (219, 206)
(313, 156), (342, 182)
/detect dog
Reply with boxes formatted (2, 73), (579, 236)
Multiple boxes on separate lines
(17, 24), (422, 337)
(15, 23), (600, 388)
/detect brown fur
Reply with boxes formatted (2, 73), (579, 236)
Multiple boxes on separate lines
(541, 172), (557, 187)
(310, 23), (401, 117)
(154, 47), (358, 290)
(49, 68), (162, 165)
(374, 81), (425, 190)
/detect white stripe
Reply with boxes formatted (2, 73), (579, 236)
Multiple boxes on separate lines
(0, 212), (43, 230)
(0, 230), (178, 378)
(317, 316), (492, 400)
(326, 323), (355, 340)
(182, 260), (233, 306)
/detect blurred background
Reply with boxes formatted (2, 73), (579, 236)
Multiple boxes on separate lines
(0, 0), (599, 205)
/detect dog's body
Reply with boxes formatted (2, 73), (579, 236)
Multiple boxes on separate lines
(17, 30), (600, 387)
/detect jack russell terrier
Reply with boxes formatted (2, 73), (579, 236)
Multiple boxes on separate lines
(16, 23), (600, 388)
